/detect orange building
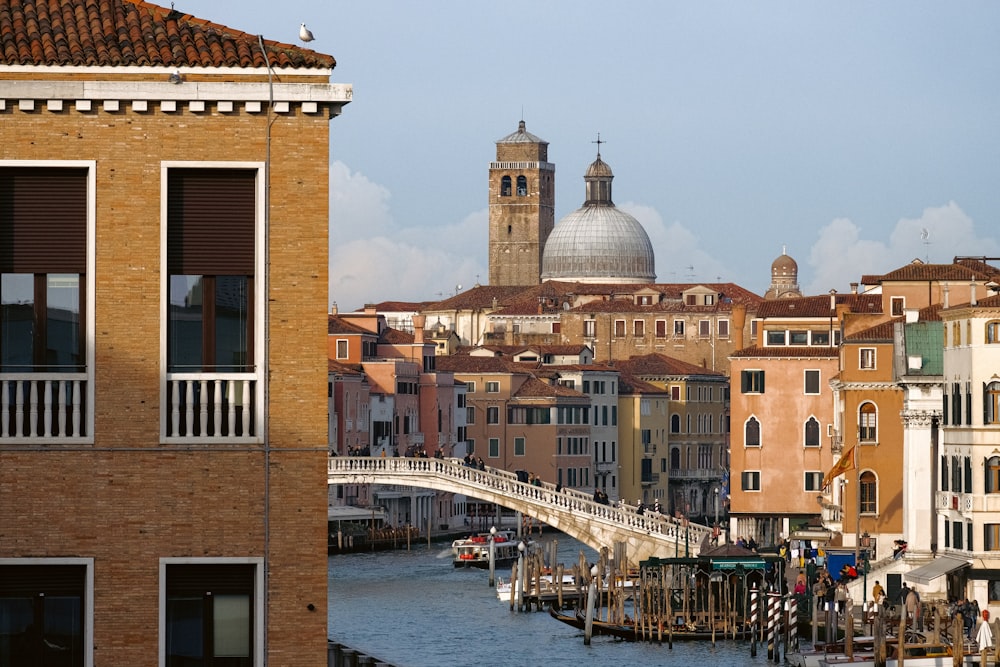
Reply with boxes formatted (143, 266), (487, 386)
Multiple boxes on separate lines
(0, 2), (349, 665)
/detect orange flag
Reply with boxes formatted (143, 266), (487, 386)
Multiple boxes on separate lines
(823, 445), (856, 489)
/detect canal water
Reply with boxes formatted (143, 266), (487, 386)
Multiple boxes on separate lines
(328, 533), (785, 667)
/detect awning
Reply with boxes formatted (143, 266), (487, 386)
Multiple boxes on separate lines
(904, 556), (970, 585)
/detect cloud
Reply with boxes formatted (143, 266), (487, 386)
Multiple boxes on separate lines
(329, 161), (487, 311)
(804, 202), (1000, 294)
(621, 202), (731, 283)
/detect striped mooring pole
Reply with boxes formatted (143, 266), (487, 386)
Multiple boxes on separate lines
(750, 587), (758, 657)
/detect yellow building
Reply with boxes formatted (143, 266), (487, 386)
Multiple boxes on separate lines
(0, 2), (349, 664)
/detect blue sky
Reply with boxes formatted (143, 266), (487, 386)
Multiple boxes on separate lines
(202, 1), (1000, 311)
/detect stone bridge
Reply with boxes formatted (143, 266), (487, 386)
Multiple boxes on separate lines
(327, 456), (712, 565)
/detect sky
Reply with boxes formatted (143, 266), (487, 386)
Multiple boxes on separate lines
(201, 1), (1000, 312)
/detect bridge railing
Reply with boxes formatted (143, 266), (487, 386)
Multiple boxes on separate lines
(327, 456), (713, 545)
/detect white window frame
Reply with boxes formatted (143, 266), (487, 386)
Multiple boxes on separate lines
(742, 470), (761, 492)
(159, 556), (265, 667)
(485, 381), (500, 393)
(160, 161), (266, 444)
(860, 347), (876, 370)
(335, 339), (349, 360)
(0, 160), (97, 445)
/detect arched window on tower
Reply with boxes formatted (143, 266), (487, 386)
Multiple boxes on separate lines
(516, 175), (527, 196)
(860, 470), (877, 514)
(745, 417), (760, 447)
(985, 456), (1000, 493)
(804, 417), (820, 447)
(500, 176), (511, 197)
(985, 381), (1000, 424)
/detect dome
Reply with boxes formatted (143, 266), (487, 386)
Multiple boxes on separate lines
(772, 251), (798, 276)
(541, 153), (655, 284)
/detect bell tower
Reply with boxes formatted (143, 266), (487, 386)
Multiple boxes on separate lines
(488, 121), (555, 286)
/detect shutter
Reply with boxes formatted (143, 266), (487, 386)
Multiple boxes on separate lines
(167, 169), (256, 275)
(0, 167), (87, 273)
(759, 371), (765, 393)
(741, 371), (749, 393)
(166, 563), (255, 595)
(985, 382), (990, 425)
(0, 564), (86, 596)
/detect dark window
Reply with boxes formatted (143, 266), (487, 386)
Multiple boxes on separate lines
(804, 417), (820, 447)
(741, 370), (764, 393)
(986, 524), (1000, 551)
(167, 169), (255, 373)
(941, 455), (949, 491)
(860, 471), (877, 514)
(741, 471), (761, 491)
(670, 414), (680, 433)
(987, 382), (1000, 425)
(655, 320), (666, 338)
(0, 168), (87, 374)
(500, 176), (511, 197)
(516, 175), (527, 196)
(0, 563), (86, 666)
(745, 417), (761, 447)
(486, 407), (499, 424)
(804, 370), (820, 395)
(859, 403), (877, 442)
(166, 563), (254, 667)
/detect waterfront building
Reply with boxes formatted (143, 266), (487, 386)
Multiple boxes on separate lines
(938, 288), (1000, 604)
(616, 370), (672, 510)
(612, 354), (729, 524)
(0, 1), (350, 664)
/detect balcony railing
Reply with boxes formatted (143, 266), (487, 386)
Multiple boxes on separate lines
(0, 373), (89, 442)
(166, 374), (257, 440)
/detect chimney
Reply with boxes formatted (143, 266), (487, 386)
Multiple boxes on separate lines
(850, 283), (858, 295)
(971, 278), (978, 306)
(943, 284), (949, 309)
(364, 303), (377, 315)
(412, 314), (426, 344)
(330, 302), (338, 315)
(829, 289), (837, 312)
(731, 303), (746, 350)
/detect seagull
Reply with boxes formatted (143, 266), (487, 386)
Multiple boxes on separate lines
(299, 23), (315, 42)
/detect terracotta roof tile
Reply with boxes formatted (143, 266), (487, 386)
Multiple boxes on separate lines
(617, 370), (669, 395)
(730, 345), (839, 359)
(379, 327), (414, 345)
(860, 259), (1000, 286)
(612, 353), (724, 378)
(0, 0), (334, 69)
(845, 318), (898, 343)
(512, 376), (585, 399)
(756, 294), (882, 319)
(328, 315), (373, 336)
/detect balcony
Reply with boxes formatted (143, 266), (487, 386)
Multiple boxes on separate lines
(640, 472), (660, 486)
(0, 373), (89, 442)
(669, 468), (722, 480)
(166, 374), (258, 440)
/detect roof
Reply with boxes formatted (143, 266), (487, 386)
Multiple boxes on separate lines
(730, 346), (839, 359)
(903, 320), (944, 376)
(0, 0), (335, 69)
(512, 376), (585, 399)
(844, 318), (897, 343)
(496, 120), (547, 145)
(613, 353), (725, 378)
(436, 355), (521, 374)
(328, 316), (375, 336)
(860, 258), (1000, 286)
(379, 327), (415, 345)
(616, 370), (669, 395)
(756, 294), (882, 319)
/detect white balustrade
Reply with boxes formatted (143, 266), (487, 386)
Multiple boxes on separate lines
(0, 375), (87, 441)
(165, 374), (257, 439)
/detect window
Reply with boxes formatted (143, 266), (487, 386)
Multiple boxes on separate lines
(812, 330), (830, 346)
(583, 320), (596, 338)
(165, 561), (259, 667)
(804, 417), (820, 447)
(166, 168), (259, 439)
(335, 339), (348, 359)
(500, 175), (511, 197)
(859, 402), (877, 442)
(891, 296), (904, 317)
(633, 320), (644, 337)
(718, 320), (730, 338)
(741, 370), (765, 393)
(789, 330), (808, 345)
(670, 448), (680, 470)
(673, 320), (685, 336)
(804, 471), (823, 491)
(0, 561), (89, 666)
(988, 321), (1000, 344)
(670, 386), (680, 400)
(698, 320), (710, 337)
(986, 525), (1000, 552)
(987, 456), (1000, 494)
(804, 370), (820, 395)
(859, 348), (876, 369)
(486, 406), (499, 424)
(514, 437), (525, 456)
(655, 320), (666, 338)
(670, 414), (680, 433)
(986, 382), (1000, 425)
(745, 417), (760, 447)
(860, 471), (877, 514)
(489, 437), (500, 457)
(485, 381), (499, 393)
(766, 330), (786, 346)
(516, 175), (527, 196)
(614, 320), (625, 337)
(466, 406), (475, 424)
(465, 381), (476, 393)
(1, 166), (90, 440)
(741, 470), (761, 491)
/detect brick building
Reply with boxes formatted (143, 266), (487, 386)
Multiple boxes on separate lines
(0, 2), (349, 665)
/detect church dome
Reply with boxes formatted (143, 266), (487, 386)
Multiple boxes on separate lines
(771, 251), (798, 277)
(541, 153), (655, 284)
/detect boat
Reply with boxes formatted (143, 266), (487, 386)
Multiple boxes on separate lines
(547, 605), (749, 641)
(451, 529), (532, 569)
(794, 638), (981, 666)
(496, 572), (581, 603)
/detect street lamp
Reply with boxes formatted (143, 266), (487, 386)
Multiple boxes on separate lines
(713, 487), (720, 526)
(860, 531), (871, 603)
